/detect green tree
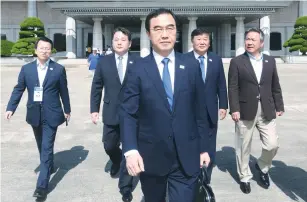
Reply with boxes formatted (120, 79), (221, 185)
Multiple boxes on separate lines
(283, 16), (307, 55)
(11, 17), (56, 55)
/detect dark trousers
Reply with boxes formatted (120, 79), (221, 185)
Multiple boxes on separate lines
(103, 124), (122, 165)
(206, 121), (218, 184)
(103, 124), (137, 193)
(140, 157), (199, 202)
(32, 120), (58, 189)
(118, 158), (139, 194)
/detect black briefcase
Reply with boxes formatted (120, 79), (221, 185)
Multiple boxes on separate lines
(195, 166), (216, 202)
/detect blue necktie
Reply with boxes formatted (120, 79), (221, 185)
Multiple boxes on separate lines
(162, 58), (173, 110)
(199, 55), (206, 82)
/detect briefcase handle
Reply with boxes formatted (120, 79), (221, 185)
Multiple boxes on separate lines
(200, 165), (210, 185)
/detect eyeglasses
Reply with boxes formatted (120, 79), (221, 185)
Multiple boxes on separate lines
(38, 47), (51, 51)
(150, 26), (176, 35)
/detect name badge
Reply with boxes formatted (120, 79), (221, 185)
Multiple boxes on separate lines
(34, 87), (43, 102)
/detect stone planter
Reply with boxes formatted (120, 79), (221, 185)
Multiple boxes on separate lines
(13, 54), (35, 63)
(50, 56), (68, 62)
(280, 55), (307, 63)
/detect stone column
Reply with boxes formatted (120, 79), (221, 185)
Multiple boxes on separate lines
(104, 24), (114, 50)
(235, 17), (245, 56)
(182, 24), (189, 53)
(28, 0), (37, 17)
(260, 16), (270, 55)
(66, 16), (77, 58)
(92, 17), (103, 51)
(221, 23), (231, 57)
(299, 1), (307, 17)
(140, 17), (150, 57)
(76, 28), (84, 58)
(188, 17), (198, 52)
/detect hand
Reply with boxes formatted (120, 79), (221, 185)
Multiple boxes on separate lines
(126, 153), (145, 176)
(276, 111), (284, 116)
(5, 111), (13, 120)
(65, 113), (70, 121)
(200, 152), (210, 167)
(231, 112), (240, 122)
(219, 109), (227, 120)
(91, 112), (99, 124)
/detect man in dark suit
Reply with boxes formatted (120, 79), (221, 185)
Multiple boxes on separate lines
(120, 8), (210, 202)
(5, 37), (71, 202)
(185, 28), (228, 183)
(228, 28), (284, 194)
(90, 27), (139, 202)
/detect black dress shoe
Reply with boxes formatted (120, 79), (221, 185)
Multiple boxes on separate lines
(255, 163), (270, 188)
(240, 182), (251, 194)
(33, 188), (47, 202)
(110, 163), (120, 177)
(122, 192), (133, 202)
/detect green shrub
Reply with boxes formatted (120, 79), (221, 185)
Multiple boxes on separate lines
(0, 40), (14, 57)
(284, 16), (307, 55)
(11, 17), (56, 56)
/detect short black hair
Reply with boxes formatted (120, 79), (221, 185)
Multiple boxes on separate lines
(112, 27), (132, 41)
(245, 28), (264, 41)
(145, 8), (177, 32)
(35, 37), (53, 49)
(191, 28), (211, 40)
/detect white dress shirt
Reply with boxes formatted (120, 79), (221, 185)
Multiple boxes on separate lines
(124, 49), (176, 158)
(193, 51), (208, 81)
(115, 52), (128, 80)
(247, 52), (263, 83)
(36, 59), (50, 87)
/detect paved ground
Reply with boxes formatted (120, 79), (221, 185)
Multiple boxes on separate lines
(1, 63), (307, 202)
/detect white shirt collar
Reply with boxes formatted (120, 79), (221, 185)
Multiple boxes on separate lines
(193, 51), (208, 60)
(152, 49), (175, 64)
(36, 59), (50, 69)
(115, 52), (128, 60)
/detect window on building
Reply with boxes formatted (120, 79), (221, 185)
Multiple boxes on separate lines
(270, 32), (282, 51)
(1, 34), (7, 40)
(231, 33), (236, 50)
(130, 32), (140, 52)
(53, 33), (66, 52)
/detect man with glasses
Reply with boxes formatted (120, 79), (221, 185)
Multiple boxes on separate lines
(228, 28), (284, 194)
(120, 8), (210, 202)
(5, 37), (71, 202)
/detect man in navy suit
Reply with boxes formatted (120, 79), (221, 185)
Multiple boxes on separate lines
(185, 28), (228, 183)
(90, 27), (139, 202)
(5, 37), (71, 202)
(120, 9), (211, 202)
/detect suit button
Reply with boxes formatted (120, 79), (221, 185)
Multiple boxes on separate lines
(168, 136), (172, 139)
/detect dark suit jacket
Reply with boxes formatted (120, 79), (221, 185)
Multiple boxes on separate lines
(228, 52), (284, 121)
(120, 52), (210, 176)
(185, 51), (228, 124)
(6, 60), (71, 127)
(90, 52), (139, 125)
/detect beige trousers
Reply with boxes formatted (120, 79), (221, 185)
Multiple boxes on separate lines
(235, 102), (279, 182)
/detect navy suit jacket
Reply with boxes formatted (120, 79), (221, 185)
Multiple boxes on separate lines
(185, 51), (228, 124)
(6, 60), (71, 127)
(120, 52), (210, 176)
(90, 52), (139, 125)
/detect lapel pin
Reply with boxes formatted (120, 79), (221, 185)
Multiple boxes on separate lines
(129, 61), (133, 64)
(265, 60), (268, 63)
(209, 58), (212, 62)
(179, 65), (185, 69)
(50, 68), (53, 70)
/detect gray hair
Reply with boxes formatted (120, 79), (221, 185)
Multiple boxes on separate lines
(245, 28), (265, 42)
